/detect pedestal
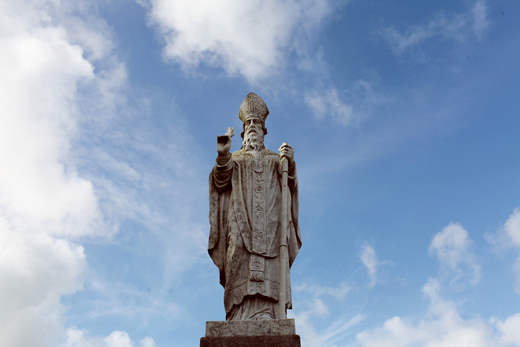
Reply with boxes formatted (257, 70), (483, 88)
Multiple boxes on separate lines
(200, 319), (301, 347)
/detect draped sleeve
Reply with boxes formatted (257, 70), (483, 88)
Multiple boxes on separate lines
(208, 154), (233, 286)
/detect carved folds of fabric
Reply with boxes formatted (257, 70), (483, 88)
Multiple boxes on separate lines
(208, 148), (302, 316)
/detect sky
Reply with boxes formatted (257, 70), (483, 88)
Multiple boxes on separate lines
(1, 0), (519, 346)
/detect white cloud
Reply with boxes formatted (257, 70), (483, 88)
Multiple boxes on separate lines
(359, 243), (389, 288)
(65, 329), (155, 347)
(143, 0), (337, 83)
(494, 313), (520, 347)
(0, 218), (86, 347)
(353, 220), (518, 347)
(429, 222), (481, 286)
(294, 217), (517, 347)
(356, 278), (520, 347)
(0, 0), (129, 346)
(505, 209), (520, 293)
(486, 208), (520, 294)
(380, 0), (489, 55)
(0, 7), (102, 238)
(356, 278), (495, 346)
(504, 209), (520, 247)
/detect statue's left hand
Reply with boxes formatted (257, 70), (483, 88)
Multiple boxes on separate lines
(279, 142), (295, 166)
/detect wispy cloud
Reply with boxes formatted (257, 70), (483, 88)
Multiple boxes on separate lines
(305, 79), (392, 127)
(294, 282), (352, 301)
(291, 299), (364, 347)
(306, 88), (355, 126)
(77, 98), (210, 282)
(429, 222), (481, 286)
(73, 277), (183, 323)
(290, 280), (363, 346)
(360, 243), (378, 288)
(471, 0), (489, 38)
(380, 0), (489, 55)
(359, 243), (390, 288)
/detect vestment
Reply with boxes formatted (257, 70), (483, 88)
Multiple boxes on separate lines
(208, 147), (301, 320)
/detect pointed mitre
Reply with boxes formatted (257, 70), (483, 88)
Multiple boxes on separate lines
(239, 92), (269, 123)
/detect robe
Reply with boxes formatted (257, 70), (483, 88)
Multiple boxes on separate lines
(208, 148), (302, 320)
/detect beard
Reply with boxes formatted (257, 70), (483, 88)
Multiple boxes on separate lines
(243, 131), (265, 152)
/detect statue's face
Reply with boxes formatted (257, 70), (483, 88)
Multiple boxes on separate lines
(243, 116), (265, 151)
(244, 117), (264, 141)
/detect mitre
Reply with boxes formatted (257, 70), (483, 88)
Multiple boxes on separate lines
(239, 92), (269, 123)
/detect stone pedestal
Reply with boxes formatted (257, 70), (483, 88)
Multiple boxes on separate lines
(200, 319), (301, 347)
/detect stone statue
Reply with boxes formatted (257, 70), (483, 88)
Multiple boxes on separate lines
(209, 92), (302, 321)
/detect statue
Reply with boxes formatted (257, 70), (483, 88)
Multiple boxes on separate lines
(208, 92), (302, 321)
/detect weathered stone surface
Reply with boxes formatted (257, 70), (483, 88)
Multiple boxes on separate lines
(200, 334), (301, 347)
(209, 93), (302, 320)
(205, 318), (296, 337)
(202, 94), (302, 346)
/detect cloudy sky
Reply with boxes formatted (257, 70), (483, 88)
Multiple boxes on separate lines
(1, 0), (519, 346)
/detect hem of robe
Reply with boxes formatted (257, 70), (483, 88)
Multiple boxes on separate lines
(224, 279), (293, 314)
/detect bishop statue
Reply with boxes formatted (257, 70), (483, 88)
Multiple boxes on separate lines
(208, 92), (302, 321)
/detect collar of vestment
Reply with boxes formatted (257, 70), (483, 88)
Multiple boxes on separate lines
(238, 147), (266, 157)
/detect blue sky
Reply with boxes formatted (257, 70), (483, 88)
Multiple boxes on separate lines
(1, 0), (520, 346)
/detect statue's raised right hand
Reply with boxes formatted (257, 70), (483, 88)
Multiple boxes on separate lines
(217, 127), (234, 156)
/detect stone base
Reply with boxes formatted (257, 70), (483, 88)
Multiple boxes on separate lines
(200, 319), (300, 347)
(200, 335), (300, 347)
